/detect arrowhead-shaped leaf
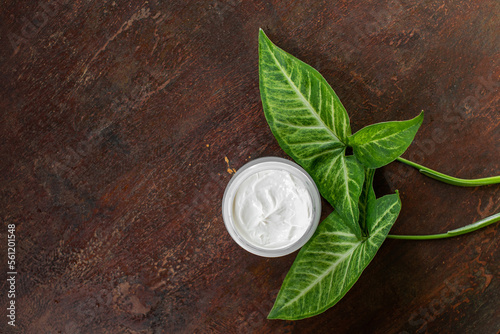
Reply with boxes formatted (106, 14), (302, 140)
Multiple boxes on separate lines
(348, 112), (424, 168)
(259, 29), (364, 225)
(268, 190), (401, 320)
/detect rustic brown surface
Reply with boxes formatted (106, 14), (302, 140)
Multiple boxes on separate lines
(1, 0), (499, 333)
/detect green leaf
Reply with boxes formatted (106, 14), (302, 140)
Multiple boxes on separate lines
(268, 191), (401, 320)
(358, 168), (376, 236)
(258, 29), (364, 224)
(348, 112), (424, 168)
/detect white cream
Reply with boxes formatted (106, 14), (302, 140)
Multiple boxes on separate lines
(232, 169), (312, 249)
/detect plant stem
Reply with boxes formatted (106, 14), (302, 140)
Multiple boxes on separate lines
(396, 157), (500, 187)
(387, 212), (500, 240)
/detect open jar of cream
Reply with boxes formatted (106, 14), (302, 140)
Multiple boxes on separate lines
(222, 157), (321, 257)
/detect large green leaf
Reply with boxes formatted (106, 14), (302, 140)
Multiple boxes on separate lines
(268, 191), (401, 320)
(258, 29), (364, 225)
(348, 112), (424, 168)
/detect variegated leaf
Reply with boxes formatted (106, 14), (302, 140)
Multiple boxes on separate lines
(348, 112), (424, 168)
(259, 29), (364, 225)
(268, 191), (401, 320)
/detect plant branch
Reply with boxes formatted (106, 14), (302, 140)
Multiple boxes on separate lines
(396, 157), (500, 187)
(387, 212), (500, 240)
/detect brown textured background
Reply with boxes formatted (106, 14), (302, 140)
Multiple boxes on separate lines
(1, 0), (499, 333)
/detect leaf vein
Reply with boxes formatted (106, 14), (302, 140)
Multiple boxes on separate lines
(266, 46), (342, 143)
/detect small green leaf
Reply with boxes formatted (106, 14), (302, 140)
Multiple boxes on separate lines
(268, 190), (401, 320)
(259, 29), (364, 224)
(348, 112), (424, 168)
(358, 168), (376, 236)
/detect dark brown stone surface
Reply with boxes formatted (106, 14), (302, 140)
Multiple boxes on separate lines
(0, 0), (499, 333)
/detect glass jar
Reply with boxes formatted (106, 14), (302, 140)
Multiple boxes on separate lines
(222, 157), (321, 257)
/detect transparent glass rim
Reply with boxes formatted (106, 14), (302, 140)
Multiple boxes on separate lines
(222, 157), (321, 257)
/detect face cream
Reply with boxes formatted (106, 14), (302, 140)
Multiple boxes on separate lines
(222, 157), (321, 257)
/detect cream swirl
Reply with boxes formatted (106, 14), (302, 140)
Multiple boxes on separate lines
(232, 169), (312, 249)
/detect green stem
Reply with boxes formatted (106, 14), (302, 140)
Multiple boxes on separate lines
(387, 212), (500, 240)
(396, 157), (500, 187)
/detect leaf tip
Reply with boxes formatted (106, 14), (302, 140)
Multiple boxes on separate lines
(258, 28), (268, 40)
(267, 307), (280, 320)
(394, 189), (402, 202)
(258, 28), (271, 52)
(417, 110), (424, 122)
